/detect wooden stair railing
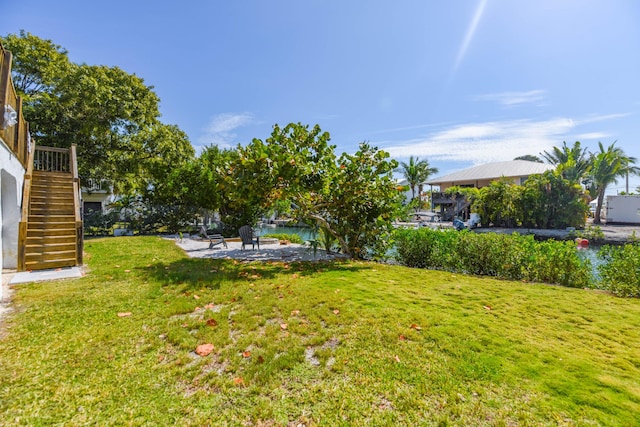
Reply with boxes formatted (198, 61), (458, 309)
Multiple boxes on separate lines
(71, 144), (83, 266)
(18, 144), (83, 271)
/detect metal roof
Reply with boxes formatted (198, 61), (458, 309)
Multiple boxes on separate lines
(425, 160), (554, 185)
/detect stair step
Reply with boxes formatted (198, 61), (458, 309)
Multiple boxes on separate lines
(27, 222), (77, 232)
(25, 258), (78, 271)
(26, 249), (77, 262)
(27, 235), (76, 245)
(32, 176), (73, 184)
(30, 187), (74, 194)
(26, 242), (76, 252)
(20, 167), (81, 272)
(33, 171), (73, 177)
(32, 176), (73, 183)
(32, 183), (73, 191)
(29, 214), (75, 221)
(30, 208), (76, 216)
(30, 197), (75, 206)
(27, 228), (77, 238)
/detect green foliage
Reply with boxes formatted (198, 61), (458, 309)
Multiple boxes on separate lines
(394, 228), (593, 288)
(597, 244), (640, 297)
(2, 31), (194, 194)
(83, 210), (119, 236)
(521, 171), (589, 229)
(541, 141), (591, 184)
(470, 172), (588, 229)
(588, 142), (640, 224)
(572, 225), (605, 243)
(397, 155), (438, 202)
(475, 178), (523, 228)
(106, 195), (197, 235)
(321, 142), (403, 259)
(514, 154), (543, 163)
(262, 233), (304, 244)
(227, 123), (402, 259)
(2, 30), (71, 97)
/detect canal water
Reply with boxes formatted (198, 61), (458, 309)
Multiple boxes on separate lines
(256, 225), (316, 241)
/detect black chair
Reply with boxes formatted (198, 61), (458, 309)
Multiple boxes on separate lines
(238, 225), (260, 250)
(200, 226), (228, 249)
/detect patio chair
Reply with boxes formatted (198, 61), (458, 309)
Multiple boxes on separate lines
(239, 225), (260, 250)
(200, 225), (228, 249)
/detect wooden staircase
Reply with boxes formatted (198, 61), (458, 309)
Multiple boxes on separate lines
(18, 145), (83, 271)
(24, 171), (79, 270)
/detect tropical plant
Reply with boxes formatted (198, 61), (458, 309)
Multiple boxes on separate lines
(541, 141), (591, 184)
(397, 156), (438, 204)
(514, 154), (543, 163)
(467, 172), (587, 229)
(588, 142), (639, 224)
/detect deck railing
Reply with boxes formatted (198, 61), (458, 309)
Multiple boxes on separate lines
(33, 146), (71, 172)
(0, 41), (30, 168)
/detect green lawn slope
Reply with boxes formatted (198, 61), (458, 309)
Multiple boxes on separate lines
(1, 236), (639, 426)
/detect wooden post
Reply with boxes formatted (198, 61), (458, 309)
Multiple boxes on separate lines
(70, 144), (83, 266)
(17, 221), (27, 271)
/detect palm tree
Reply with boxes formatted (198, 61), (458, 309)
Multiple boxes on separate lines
(514, 154), (543, 163)
(541, 141), (591, 184)
(589, 142), (639, 224)
(398, 156), (438, 205)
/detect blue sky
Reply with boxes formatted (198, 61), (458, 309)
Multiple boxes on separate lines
(5, 0), (640, 192)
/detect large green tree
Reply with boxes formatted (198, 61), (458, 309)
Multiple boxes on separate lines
(1, 30), (70, 99)
(2, 31), (183, 192)
(226, 123), (402, 259)
(589, 142), (639, 224)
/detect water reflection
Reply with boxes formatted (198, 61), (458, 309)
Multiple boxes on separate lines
(256, 225), (315, 241)
(577, 246), (604, 280)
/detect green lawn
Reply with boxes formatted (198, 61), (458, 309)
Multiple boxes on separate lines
(1, 236), (639, 426)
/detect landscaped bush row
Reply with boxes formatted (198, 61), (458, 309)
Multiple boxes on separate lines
(394, 228), (592, 288)
(597, 244), (640, 298)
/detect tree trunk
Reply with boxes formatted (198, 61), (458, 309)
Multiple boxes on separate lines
(594, 188), (606, 224)
(309, 214), (350, 257)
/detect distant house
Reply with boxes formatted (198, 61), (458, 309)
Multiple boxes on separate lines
(425, 160), (555, 220)
(396, 178), (416, 205)
(81, 179), (113, 217)
(425, 160), (554, 191)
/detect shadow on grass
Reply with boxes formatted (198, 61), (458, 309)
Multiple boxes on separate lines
(143, 256), (372, 290)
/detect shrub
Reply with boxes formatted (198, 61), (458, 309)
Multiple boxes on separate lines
(84, 210), (119, 236)
(262, 233), (304, 244)
(597, 244), (640, 297)
(395, 228), (593, 289)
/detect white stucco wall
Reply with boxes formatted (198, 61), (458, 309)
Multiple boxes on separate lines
(1, 140), (26, 276)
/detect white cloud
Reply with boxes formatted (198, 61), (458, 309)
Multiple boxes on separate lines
(474, 90), (547, 106)
(197, 112), (254, 149)
(574, 132), (610, 141)
(382, 117), (578, 164)
(576, 112), (631, 125)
